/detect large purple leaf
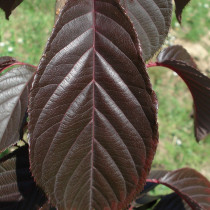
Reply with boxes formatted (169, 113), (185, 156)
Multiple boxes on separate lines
(0, 145), (47, 210)
(174, 0), (191, 23)
(152, 45), (210, 141)
(147, 168), (210, 209)
(0, 0), (23, 19)
(120, 0), (172, 61)
(0, 60), (35, 152)
(28, 0), (158, 209)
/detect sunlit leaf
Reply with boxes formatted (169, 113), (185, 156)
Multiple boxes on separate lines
(29, 0), (158, 209)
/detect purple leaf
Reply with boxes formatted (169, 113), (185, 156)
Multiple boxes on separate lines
(28, 0), (158, 209)
(151, 45), (210, 141)
(0, 0), (23, 19)
(120, 0), (172, 61)
(174, 0), (191, 23)
(0, 145), (47, 210)
(0, 61), (35, 152)
(0, 56), (17, 72)
(147, 168), (210, 209)
(154, 193), (190, 210)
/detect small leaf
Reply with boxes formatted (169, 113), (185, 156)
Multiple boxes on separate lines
(0, 62), (35, 152)
(147, 168), (210, 209)
(156, 45), (210, 141)
(174, 0), (191, 23)
(0, 145), (47, 210)
(154, 193), (190, 210)
(0, 56), (17, 72)
(131, 194), (161, 210)
(0, 0), (23, 19)
(120, 0), (172, 61)
(29, 0), (158, 209)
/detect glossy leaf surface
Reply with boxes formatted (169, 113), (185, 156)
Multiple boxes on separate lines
(0, 62), (35, 152)
(0, 146), (46, 210)
(29, 0), (158, 209)
(120, 0), (172, 61)
(0, 0), (23, 19)
(174, 0), (191, 23)
(147, 168), (210, 210)
(156, 45), (210, 141)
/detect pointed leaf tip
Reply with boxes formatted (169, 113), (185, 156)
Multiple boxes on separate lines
(0, 0), (23, 19)
(174, 0), (191, 23)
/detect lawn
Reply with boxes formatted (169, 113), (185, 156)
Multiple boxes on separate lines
(0, 0), (209, 181)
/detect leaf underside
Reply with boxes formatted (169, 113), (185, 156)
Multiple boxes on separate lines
(29, 0), (158, 209)
(0, 146), (46, 210)
(0, 0), (23, 19)
(0, 62), (35, 152)
(156, 45), (210, 141)
(120, 0), (172, 61)
(147, 168), (210, 209)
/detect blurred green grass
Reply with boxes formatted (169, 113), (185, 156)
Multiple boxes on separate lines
(171, 0), (210, 42)
(0, 0), (56, 65)
(0, 0), (209, 178)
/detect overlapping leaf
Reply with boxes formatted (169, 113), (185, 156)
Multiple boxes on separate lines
(0, 145), (47, 210)
(131, 194), (162, 210)
(154, 193), (190, 210)
(0, 56), (17, 72)
(174, 0), (191, 23)
(29, 0), (158, 209)
(155, 45), (210, 141)
(120, 0), (172, 61)
(0, 0), (23, 19)
(147, 168), (210, 209)
(0, 60), (35, 152)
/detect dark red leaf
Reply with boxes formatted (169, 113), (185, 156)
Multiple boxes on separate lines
(174, 0), (191, 23)
(120, 0), (172, 61)
(0, 145), (47, 210)
(154, 193), (190, 210)
(28, 0), (158, 209)
(0, 0), (23, 19)
(0, 56), (17, 72)
(154, 45), (210, 141)
(0, 62), (35, 152)
(147, 168), (210, 209)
